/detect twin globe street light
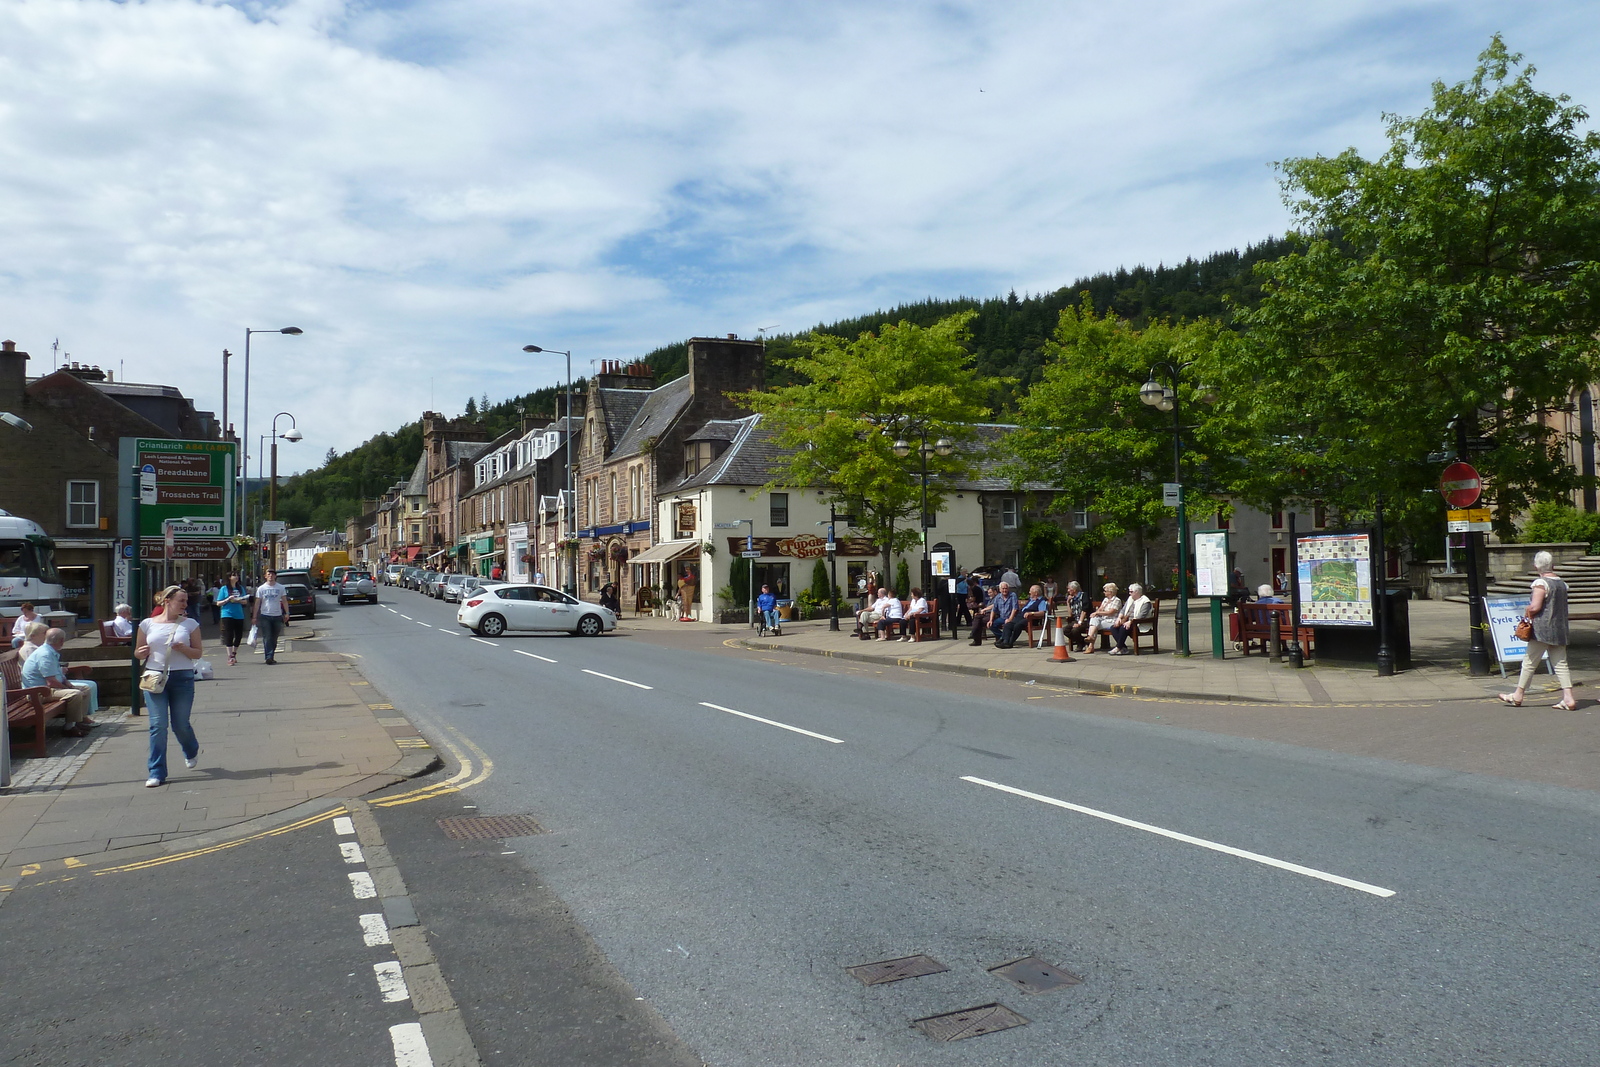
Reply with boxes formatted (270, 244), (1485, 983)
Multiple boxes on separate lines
(891, 431), (954, 597)
(1139, 365), (1217, 659)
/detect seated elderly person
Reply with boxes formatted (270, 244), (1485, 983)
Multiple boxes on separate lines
(875, 589), (906, 640)
(857, 587), (892, 637)
(1082, 583), (1122, 653)
(1062, 581), (1090, 649)
(998, 584), (1051, 648)
(1255, 583), (1284, 604)
(1108, 583), (1156, 655)
(109, 603), (136, 639)
(10, 601), (40, 649)
(897, 587), (930, 641)
(17, 620), (49, 662)
(979, 581), (1021, 647)
(19, 627), (98, 735)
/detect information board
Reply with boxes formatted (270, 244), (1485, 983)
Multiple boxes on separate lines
(1295, 532), (1373, 627)
(1193, 531), (1229, 597)
(119, 437), (237, 538)
(1484, 596), (1537, 665)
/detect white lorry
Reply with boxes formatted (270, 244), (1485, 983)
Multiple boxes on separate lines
(0, 509), (67, 621)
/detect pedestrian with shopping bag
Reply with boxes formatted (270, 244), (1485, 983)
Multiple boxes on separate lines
(251, 569), (288, 665)
(136, 584), (203, 788)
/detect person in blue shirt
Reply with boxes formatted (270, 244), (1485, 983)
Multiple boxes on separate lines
(756, 584), (781, 635)
(981, 582), (1021, 647)
(20, 628), (97, 735)
(214, 571), (250, 666)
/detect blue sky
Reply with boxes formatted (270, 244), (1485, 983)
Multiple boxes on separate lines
(0, 0), (1595, 472)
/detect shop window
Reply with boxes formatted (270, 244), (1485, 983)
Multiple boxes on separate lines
(769, 493), (789, 527)
(1000, 498), (1018, 529)
(752, 562), (791, 598)
(67, 481), (99, 528)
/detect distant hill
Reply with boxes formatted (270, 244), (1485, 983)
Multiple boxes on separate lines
(265, 236), (1291, 528)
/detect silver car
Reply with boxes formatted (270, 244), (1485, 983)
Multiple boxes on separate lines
(337, 571), (378, 605)
(441, 574), (474, 603)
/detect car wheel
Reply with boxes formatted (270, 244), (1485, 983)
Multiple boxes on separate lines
(477, 613), (506, 638)
(576, 614), (604, 637)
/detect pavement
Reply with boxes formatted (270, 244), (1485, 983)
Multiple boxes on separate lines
(664, 597), (1598, 705)
(0, 621), (439, 881)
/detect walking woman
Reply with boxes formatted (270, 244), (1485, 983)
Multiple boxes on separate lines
(136, 584), (203, 788)
(1499, 550), (1578, 710)
(215, 571), (250, 666)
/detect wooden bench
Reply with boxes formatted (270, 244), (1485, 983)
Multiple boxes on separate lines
(2, 649), (77, 758)
(1235, 603), (1314, 656)
(100, 621), (133, 646)
(1089, 598), (1162, 654)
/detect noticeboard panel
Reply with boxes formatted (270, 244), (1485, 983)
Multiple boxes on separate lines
(1295, 532), (1373, 627)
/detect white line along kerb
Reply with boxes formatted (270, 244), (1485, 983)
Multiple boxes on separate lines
(698, 702), (845, 744)
(581, 669), (653, 690)
(960, 776), (1396, 898)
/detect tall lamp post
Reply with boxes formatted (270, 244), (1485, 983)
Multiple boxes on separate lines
(1139, 363), (1212, 658)
(269, 413), (303, 570)
(715, 519), (756, 625)
(892, 430), (953, 595)
(523, 344), (574, 594)
(241, 326), (303, 539)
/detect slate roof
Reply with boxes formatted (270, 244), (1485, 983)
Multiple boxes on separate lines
(610, 375), (691, 459)
(596, 388), (649, 451)
(685, 419), (744, 443)
(404, 453), (429, 496)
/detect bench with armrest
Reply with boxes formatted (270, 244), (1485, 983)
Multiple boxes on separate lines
(1235, 602), (1314, 655)
(1, 649), (76, 758)
(99, 621), (133, 646)
(1087, 598), (1162, 654)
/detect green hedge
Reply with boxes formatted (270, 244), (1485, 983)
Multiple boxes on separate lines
(1519, 502), (1600, 552)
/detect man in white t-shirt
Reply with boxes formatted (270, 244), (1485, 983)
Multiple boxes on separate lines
(252, 570), (289, 665)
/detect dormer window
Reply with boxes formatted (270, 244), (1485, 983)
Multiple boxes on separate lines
(684, 440), (718, 477)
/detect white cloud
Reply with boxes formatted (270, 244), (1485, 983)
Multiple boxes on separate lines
(0, 0), (1595, 472)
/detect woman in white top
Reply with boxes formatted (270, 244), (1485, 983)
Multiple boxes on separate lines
(135, 585), (204, 788)
(1082, 583), (1122, 653)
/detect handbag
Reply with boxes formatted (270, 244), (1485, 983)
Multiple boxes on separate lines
(139, 664), (170, 694)
(1514, 616), (1533, 642)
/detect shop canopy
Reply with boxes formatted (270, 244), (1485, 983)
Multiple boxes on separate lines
(628, 540), (701, 566)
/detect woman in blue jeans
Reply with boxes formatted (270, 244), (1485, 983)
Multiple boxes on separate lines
(136, 584), (204, 788)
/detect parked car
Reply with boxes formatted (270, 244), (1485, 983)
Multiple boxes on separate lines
(384, 564), (404, 586)
(337, 571), (378, 605)
(283, 582), (317, 619)
(441, 574), (475, 603)
(457, 584), (616, 637)
(399, 567), (421, 590)
(276, 569), (312, 591)
(426, 572), (449, 599)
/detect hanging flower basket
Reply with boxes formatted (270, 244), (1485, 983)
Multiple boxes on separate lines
(587, 545), (605, 562)
(609, 542), (629, 562)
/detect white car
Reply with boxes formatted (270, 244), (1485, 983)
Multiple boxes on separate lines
(457, 584), (617, 637)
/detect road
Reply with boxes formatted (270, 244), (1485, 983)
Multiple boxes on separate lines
(313, 585), (1600, 1066)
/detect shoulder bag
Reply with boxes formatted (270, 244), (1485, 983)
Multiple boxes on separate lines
(1514, 616), (1534, 642)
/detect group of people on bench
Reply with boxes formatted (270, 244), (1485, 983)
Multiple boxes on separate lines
(856, 587), (932, 641)
(1072, 581), (1155, 655)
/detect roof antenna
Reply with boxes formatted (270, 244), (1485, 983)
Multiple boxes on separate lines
(52, 338), (59, 372)
(756, 325), (779, 354)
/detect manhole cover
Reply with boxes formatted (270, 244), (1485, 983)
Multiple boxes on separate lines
(913, 1003), (1029, 1041)
(436, 815), (545, 840)
(845, 954), (949, 986)
(988, 956), (1082, 994)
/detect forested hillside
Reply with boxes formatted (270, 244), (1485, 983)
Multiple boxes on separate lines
(266, 236), (1290, 529)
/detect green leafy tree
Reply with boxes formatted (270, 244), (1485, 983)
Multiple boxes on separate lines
(895, 558), (911, 597)
(735, 313), (1006, 577)
(1221, 37), (1600, 538)
(1006, 299), (1241, 558)
(809, 559), (831, 603)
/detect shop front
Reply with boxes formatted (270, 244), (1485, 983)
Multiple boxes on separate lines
(507, 522), (530, 583)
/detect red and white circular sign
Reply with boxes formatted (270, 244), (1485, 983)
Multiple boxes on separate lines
(1440, 462), (1482, 508)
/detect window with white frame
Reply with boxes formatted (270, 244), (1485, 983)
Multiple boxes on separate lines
(1000, 497), (1018, 529)
(1072, 504), (1089, 529)
(769, 492), (789, 527)
(609, 473), (617, 522)
(67, 480), (99, 528)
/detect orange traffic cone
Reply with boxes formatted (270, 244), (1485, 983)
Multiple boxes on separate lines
(1051, 615), (1072, 661)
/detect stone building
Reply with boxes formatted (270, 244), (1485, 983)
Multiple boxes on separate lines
(420, 412), (493, 568)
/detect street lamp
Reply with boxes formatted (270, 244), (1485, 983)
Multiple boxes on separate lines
(269, 412), (302, 569)
(241, 326), (303, 538)
(1138, 362), (1206, 657)
(523, 344), (574, 594)
(892, 430), (954, 598)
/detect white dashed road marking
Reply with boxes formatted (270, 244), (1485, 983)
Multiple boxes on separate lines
(515, 650), (557, 663)
(959, 776), (1397, 898)
(470, 637), (497, 646)
(390, 1022), (434, 1067)
(581, 669), (653, 690)
(374, 960), (410, 1002)
(339, 841), (365, 864)
(360, 912), (392, 946)
(399, 615), (413, 620)
(697, 702), (845, 744)
(348, 871), (377, 899)
(333, 816), (356, 835)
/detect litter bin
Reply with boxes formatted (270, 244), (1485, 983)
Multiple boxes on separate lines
(1311, 587), (1412, 671)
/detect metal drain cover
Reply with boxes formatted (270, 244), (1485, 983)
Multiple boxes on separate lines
(845, 954), (949, 986)
(913, 1003), (1029, 1041)
(988, 955), (1083, 994)
(437, 815), (545, 840)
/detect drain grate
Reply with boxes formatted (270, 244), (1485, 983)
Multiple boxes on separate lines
(845, 954), (949, 986)
(436, 815), (545, 840)
(988, 956), (1083, 994)
(913, 1003), (1029, 1041)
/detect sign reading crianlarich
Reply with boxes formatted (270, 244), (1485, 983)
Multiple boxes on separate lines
(118, 437), (238, 539)
(1294, 532), (1373, 627)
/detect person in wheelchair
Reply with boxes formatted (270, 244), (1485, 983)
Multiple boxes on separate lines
(757, 584), (781, 636)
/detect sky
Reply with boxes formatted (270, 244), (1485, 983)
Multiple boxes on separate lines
(1, 0), (1596, 475)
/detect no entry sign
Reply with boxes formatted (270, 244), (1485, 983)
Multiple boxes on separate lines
(1440, 462), (1482, 508)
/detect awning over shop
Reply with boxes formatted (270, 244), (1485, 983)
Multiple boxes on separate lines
(628, 539), (702, 566)
(471, 536), (495, 554)
(427, 549), (449, 561)
(405, 547), (423, 561)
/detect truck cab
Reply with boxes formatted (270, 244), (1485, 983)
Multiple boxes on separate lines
(0, 509), (67, 621)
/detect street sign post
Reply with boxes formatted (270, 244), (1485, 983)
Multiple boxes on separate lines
(1447, 508), (1492, 533)
(1162, 483), (1181, 507)
(1440, 462), (1483, 508)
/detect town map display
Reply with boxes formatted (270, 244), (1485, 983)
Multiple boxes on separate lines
(1295, 533), (1374, 626)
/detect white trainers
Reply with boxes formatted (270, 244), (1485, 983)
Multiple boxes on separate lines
(144, 777), (162, 788)
(185, 749), (201, 769)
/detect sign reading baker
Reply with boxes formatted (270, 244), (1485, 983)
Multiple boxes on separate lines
(727, 535), (877, 558)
